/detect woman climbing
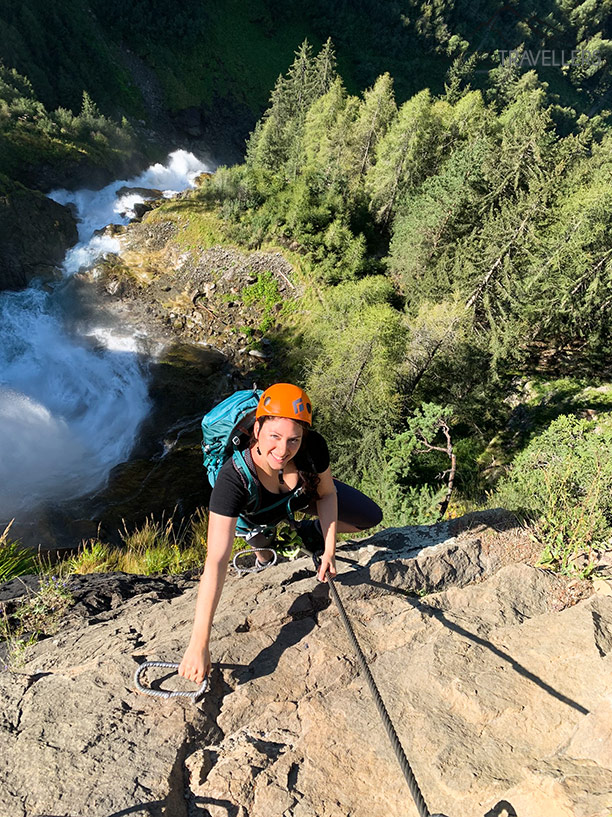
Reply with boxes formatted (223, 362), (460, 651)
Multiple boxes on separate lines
(179, 382), (382, 685)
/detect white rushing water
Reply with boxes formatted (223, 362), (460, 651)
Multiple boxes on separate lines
(0, 150), (211, 522)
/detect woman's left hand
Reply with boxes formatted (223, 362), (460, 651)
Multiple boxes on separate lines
(317, 552), (337, 582)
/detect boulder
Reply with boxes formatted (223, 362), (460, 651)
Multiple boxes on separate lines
(1, 515), (610, 817)
(132, 200), (155, 220)
(116, 186), (164, 199)
(0, 188), (77, 291)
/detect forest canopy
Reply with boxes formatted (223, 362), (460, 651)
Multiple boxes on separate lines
(194, 39), (612, 564)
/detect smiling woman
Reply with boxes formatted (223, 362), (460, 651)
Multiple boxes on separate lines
(179, 382), (383, 685)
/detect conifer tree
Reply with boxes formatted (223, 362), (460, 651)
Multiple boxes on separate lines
(80, 90), (100, 121)
(352, 73), (396, 183)
(365, 89), (441, 227)
(245, 40), (338, 188)
(302, 77), (352, 191)
(389, 137), (490, 300)
(312, 37), (337, 98)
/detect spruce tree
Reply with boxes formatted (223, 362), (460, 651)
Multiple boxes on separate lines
(365, 89), (441, 227)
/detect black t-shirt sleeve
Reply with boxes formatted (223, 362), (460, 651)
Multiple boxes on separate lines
(209, 458), (249, 517)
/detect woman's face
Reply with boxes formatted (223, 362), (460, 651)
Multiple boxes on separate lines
(255, 417), (304, 470)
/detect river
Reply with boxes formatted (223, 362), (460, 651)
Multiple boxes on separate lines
(0, 150), (210, 530)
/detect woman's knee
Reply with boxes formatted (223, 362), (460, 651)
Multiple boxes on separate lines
(334, 480), (383, 531)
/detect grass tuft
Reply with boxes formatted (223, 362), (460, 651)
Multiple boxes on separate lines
(0, 575), (73, 670)
(65, 511), (208, 577)
(0, 522), (37, 583)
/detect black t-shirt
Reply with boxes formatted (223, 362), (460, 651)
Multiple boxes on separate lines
(209, 430), (330, 524)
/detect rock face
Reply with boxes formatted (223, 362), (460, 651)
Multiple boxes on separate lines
(0, 188), (78, 291)
(1, 512), (611, 817)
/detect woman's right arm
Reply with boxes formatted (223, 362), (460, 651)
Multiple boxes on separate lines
(178, 512), (237, 684)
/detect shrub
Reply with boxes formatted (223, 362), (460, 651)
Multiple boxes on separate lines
(240, 271), (282, 332)
(495, 413), (612, 574)
(360, 403), (455, 527)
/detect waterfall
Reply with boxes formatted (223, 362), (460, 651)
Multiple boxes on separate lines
(0, 150), (210, 524)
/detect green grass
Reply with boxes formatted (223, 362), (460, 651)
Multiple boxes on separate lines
(0, 522), (37, 584)
(66, 512), (207, 577)
(0, 575), (73, 669)
(148, 198), (229, 250)
(0, 511), (212, 668)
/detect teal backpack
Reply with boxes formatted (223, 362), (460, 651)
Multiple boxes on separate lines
(201, 388), (303, 533)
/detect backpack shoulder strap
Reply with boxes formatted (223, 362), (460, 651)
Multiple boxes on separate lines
(232, 449), (261, 514)
(232, 448), (304, 525)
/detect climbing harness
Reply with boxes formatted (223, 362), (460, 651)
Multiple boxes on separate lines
(232, 546), (279, 575)
(232, 523), (304, 575)
(134, 661), (210, 703)
(313, 553), (448, 817)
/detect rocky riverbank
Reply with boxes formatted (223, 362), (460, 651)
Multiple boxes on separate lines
(52, 190), (303, 544)
(1, 509), (610, 817)
(6, 182), (302, 549)
(90, 195), (298, 369)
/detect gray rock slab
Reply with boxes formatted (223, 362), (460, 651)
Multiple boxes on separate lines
(1, 517), (611, 817)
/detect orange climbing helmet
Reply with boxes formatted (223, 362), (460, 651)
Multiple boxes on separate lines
(256, 383), (313, 426)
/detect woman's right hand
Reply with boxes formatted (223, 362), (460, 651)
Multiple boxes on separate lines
(178, 643), (211, 685)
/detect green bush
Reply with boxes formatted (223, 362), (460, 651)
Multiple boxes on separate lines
(240, 271), (282, 332)
(495, 413), (612, 574)
(360, 403), (454, 527)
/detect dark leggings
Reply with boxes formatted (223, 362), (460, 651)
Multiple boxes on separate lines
(303, 479), (383, 530)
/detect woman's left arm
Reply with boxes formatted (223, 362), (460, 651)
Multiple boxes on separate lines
(315, 467), (338, 582)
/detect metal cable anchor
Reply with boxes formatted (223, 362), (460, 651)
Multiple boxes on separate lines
(134, 661), (209, 703)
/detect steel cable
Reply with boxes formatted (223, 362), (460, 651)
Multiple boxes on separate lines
(316, 555), (443, 817)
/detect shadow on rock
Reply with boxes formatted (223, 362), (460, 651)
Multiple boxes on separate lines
(193, 795), (240, 816)
(37, 805), (165, 817)
(484, 801), (518, 817)
(346, 570), (589, 716)
(235, 591), (328, 683)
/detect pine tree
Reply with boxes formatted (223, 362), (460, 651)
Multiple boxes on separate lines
(245, 40), (338, 188)
(389, 137), (490, 301)
(80, 90), (100, 121)
(312, 37), (337, 97)
(302, 77), (352, 191)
